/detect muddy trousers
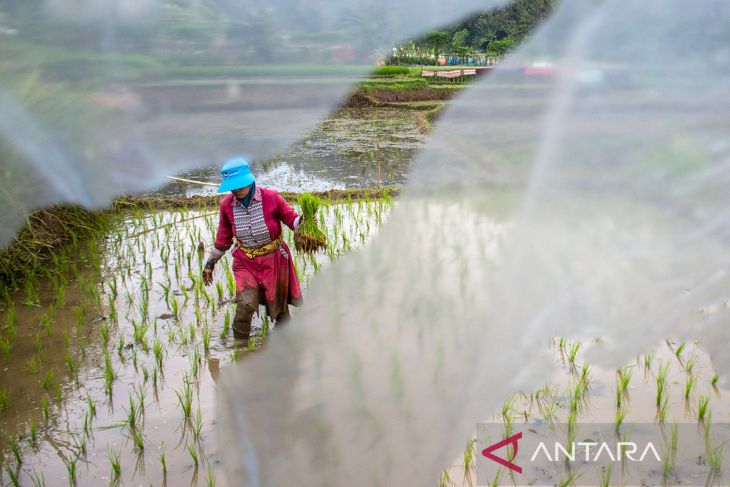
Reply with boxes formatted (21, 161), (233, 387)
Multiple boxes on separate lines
(233, 288), (291, 339)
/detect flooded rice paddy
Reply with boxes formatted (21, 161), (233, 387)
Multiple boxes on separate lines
(1, 194), (728, 486)
(0, 196), (393, 486)
(444, 338), (730, 486)
(153, 108), (426, 197)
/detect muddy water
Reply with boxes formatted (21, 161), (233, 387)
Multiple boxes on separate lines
(152, 107), (426, 197)
(0, 198), (393, 486)
(444, 338), (730, 486)
(4, 195), (727, 486)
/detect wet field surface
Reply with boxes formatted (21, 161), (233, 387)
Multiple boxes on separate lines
(2, 193), (728, 485)
(151, 107), (426, 197)
(0, 197), (393, 486)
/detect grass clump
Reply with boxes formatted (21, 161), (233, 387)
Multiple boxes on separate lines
(294, 194), (327, 253)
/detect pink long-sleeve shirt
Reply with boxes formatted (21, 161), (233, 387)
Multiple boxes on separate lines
(212, 187), (303, 309)
(214, 187), (299, 252)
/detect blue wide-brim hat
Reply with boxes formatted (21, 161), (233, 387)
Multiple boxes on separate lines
(218, 157), (255, 193)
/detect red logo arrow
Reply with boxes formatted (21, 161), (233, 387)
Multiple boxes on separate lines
(481, 432), (522, 473)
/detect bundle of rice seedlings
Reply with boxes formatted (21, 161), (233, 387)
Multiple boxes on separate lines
(294, 193), (327, 253)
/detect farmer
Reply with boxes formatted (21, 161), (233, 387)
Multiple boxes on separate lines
(202, 157), (305, 340)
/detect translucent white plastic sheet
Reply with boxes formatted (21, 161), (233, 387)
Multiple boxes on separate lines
(216, 0), (730, 485)
(0, 0), (505, 246)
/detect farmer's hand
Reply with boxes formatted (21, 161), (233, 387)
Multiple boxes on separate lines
(312, 214), (318, 224)
(202, 260), (216, 286)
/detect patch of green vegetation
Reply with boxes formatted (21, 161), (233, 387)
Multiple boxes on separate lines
(369, 66), (421, 77)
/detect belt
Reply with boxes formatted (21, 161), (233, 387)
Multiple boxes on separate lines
(235, 233), (283, 259)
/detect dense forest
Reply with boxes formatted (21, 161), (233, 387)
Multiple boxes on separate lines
(392, 0), (558, 63)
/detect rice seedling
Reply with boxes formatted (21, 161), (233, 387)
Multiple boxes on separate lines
(656, 360), (670, 407)
(26, 355), (40, 375)
(65, 353), (77, 381)
(64, 455), (78, 484)
(684, 354), (697, 375)
(658, 396), (670, 423)
(579, 363), (591, 390)
(567, 341), (580, 369)
(117, 334), (125, 358)
(132, 319), (150, 350)
(0, 334), (13, 358)
(100, 321), (110, 344)
(190, 348), (201, 378)
(107, 278), (118, 298)
(684, 374), (696, 400)
(123, 395), (141, 431)
(616, 366), (633, 404)
(674, 341), (686, 359)
(188, 442), (199, 468)
(614, 405), (626, 432)
(108, 447), (121, 480)
(72, 433), (87, 457)
(202, 325), (211, 353)
(462, 438), (476, 486)
(5, 303), (17, 334)
(41, 369), (53, 390)
(220, 310), (230, 339)
(73, 304), (85, 328)
(153, 339), (164, 368)
(557, 468), (580, 487)
(10, 436), (22, 464)
(294, 193), (328, 253)
(188, 322), (196, 343)
(0, 387), (8, 412)
(698, 394), (710, 422)
(40, 315), (52, 336)
(82, 411), (93, 437)
(134, 384), (147, 414)
(667, 422), (678, 459)
(132, 427), (145, 452)
(28, 468), (45, 487)
(41, 396), (49, 420)
(176, 377), (194, 419)
(34, 332), (45, 361)
(193, 408), (204, 441)
(711, 373), (719, 388)
(160, 446), (167, 477)
(104, 348), (115, 394)
(215, 281), (224, 302)
(705, 442), (724, 475)
(567, 408), (577, 436)
(206, 464), (217, 487)
(23, 276), (40, 307)
(171, 295), (180, 319)
(4, 466), (20, 487)
(438, 468), (456, 487)
(662, 444), (674, 480)
(30, 418), (38, 445)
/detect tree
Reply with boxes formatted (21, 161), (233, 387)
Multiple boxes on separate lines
(487, 38), (515, 57)
(451, 28), (472, 57)
(424, 30), (449, 56)
(408, 0), (558, 60)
